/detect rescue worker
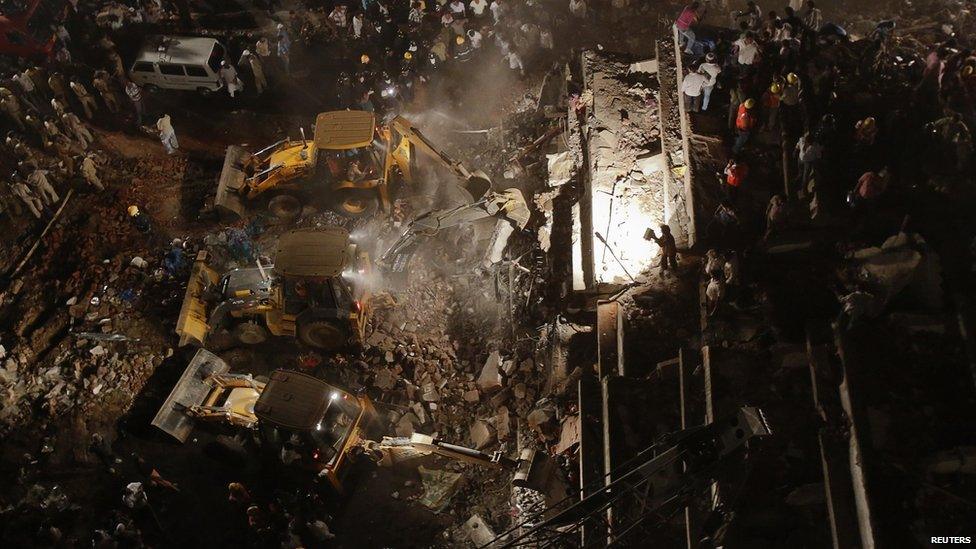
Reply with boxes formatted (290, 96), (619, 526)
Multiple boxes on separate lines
(50, 97), (68, 117)
(81, 154), (104, 191)
(63, 112), (93, 150)
(700, 53), (722, 111)
(764, 194), (788, 239)
(92, 72), (121, 114)
(255, 37), (271, 59)
(42, 117), (64, 149)
(24, 115), (46, 146)
(12, 70), (41, 109)
(48, 72), (71, 106)
(53, 136), (77, 179)
(218, 62), (243, 98)
(0, 90), (25, 131)
(28, 167), (59, 206)
(723, 156), (749, 201)
(762, 81), (782, 131)
(128, 205), (152, 234)
(245, 52), (268, 95)
(795, 131), (822, 189)
(156, 114), (179, 154)
(681, 66), (709, 113)
(70, 80), (98, 119)
(124, 81), (145, 126)
(277, 23), (291, 74)
(780, 72), (802, 134)
(645, 224), (679, 273)
(733, 98), (757, 154)
(11, 175), (43, 218)
(706, 273), (726, 316)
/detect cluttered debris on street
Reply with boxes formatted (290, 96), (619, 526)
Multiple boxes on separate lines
(2, 0), (976, 547)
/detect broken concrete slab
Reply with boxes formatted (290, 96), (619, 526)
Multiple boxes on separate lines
(477, 351), (503, 391)
(463, 514), (497, 546)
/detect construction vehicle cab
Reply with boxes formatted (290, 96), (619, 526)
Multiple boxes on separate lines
(153, 352), (378, 491)
(176, 227), (370, 350)
(214, 110), (411, 221)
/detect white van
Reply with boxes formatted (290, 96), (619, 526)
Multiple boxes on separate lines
(129, 36), (229, 94)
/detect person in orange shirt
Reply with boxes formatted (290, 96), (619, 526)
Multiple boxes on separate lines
(723, 156), (749, 201)
(733, 98), (757, 154)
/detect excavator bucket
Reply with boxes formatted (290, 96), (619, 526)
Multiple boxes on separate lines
(175, 251), (220, 347)
(213, 145), (251, 220)
(151, 349), (230, 442)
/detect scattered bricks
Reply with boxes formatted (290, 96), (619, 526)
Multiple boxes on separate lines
(477, 351), (503, 391)
(469, 420), (495, 449)
(463, 389), (481, 403)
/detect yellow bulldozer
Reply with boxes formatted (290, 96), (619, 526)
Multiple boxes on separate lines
(213, 111), (492, 221)
(176, 226), (371, 350)
(153, 349), (552, 493)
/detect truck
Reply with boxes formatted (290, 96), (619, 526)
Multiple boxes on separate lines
(176, 226), (371, 351)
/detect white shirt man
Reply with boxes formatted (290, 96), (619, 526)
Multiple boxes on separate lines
(699, 57), (722, 110)
(449, 0), (465, 16)
(490, 0), (505, 23)
(467, 29), (483, 49)
(507, 52), (524, 75)
(733, 36), (760, 65)
(470, 0), (488, 16)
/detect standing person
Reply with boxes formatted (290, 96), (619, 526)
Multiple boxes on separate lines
(674, 2), (702, 54)
(80, 154), (104, 191)
(13, 70), (42, 109)
(11, 176), (43, 218)
(795, 131), (821, 188)
(728, 78), (747, 131)
(276, 23), (291, 74)
(128, 205), (152, 234)
(92, 72), (120, 114)
(681, 66), (708, 113)
(156, 114), (178, 154)
(47, 72), (71, 106)
(69, 80), (97, 119)
(762, 81), (782, 131)
(218, 62), (243, 98)
(62, 112), (93, 149)
(732, 32), (760, 68)
(705, 273), (726, 316)
(764, 194), (788, 238)
(0, 91), (25, 131)
(780, 72), (802, 134)
(125, 80), (145, 126)
(646, 224), (679, 274)
(733, 98), (757, 154)
(700, 53), (722, 111)
(723, 156), (749, 201)
(506, 51), (525, 78)
(246, 53), (268, 95)
(255, 37), (272, 59)
(28, 167), (59, 205)
(802, 0), (822, 31)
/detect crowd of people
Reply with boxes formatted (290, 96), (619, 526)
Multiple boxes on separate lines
(675, 0), (975, 322)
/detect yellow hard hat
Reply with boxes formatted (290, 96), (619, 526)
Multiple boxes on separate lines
(964, 65), (974, 76)
(360, 54), (370, 64)
(863, 117), (875, 127)
(456, 35), (465, 45)
(403, 51), (413, 60)
(744, 98), (756, 109)
(769, 83), (782, 94)
(127, 205), (139, 217)
(786, 72), (799, 84)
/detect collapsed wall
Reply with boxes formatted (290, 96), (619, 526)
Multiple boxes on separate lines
(566, 51), (666, 291)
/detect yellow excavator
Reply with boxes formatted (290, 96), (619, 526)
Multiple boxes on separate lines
(176, 226), (371, 351)
(213, 112), (493, 221)
(153, 349), (551, 493)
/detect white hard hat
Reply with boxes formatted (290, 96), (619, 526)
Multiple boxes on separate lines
(242, 49), (251, 56)
(277, 23), (284, 29)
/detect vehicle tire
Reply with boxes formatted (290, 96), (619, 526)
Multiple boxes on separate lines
(330, 189), (378, 219)
(234, 321), (268, 345)
(298, 319), (347, 350)
(268, 193), (302, 221)
(144, 84), (160, 94)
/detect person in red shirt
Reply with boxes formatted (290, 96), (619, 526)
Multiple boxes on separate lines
(733, 98), (757, 154)
(724, 156), (749, 201)
(675, 2), (703, 54)
(762, 82), (783, 131)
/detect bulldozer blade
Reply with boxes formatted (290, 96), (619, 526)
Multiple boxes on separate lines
(151, 349), (230, 442)
(213, 145), (251, 220)
(175, 251), (220, 347)
(513, 448), (557, 493)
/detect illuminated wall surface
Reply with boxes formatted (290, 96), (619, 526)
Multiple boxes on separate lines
(580, 52), (664, 286)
